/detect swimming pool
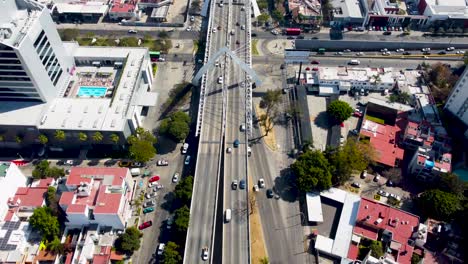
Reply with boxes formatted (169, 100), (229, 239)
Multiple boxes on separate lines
(77, 86), (108, 97)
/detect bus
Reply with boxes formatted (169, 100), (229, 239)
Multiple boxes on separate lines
(285, 28), (301, 35)
(317, 48), (326, 54)
(149, 51), (161, 62)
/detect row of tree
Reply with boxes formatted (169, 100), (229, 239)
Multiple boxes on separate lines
(291, 138), (376, 192)
(36, 131), (119, 145)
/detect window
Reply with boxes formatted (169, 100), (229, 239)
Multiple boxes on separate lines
(33, 31), (45, 48)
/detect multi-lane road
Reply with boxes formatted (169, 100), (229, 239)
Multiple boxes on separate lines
(223, 1), (250, 263)
(183, 0), (227, 262)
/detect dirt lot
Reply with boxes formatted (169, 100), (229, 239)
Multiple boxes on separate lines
(166, 0), (189, 23)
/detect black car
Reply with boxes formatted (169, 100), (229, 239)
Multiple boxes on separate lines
(438, 51), (447, 55)
(386, 180), (394, 187)
(287, 36), (295, 39)
(383, 31), (392, 35)
(403, 51), (411, 55)
(423, 51), (431, 55)
(266, 189), (274, 198)
(239, 179), (246, 189)
(297, 35), (305, 39)
(251, 33), (257, 37)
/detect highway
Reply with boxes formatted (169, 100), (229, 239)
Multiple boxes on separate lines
(222, 1), (250, 264)
(183, 0), (227, 262)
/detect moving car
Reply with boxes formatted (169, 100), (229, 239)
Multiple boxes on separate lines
(231, 180), (238, 190)
(233, 139), (240, 148)
(202, 247), (209, 261)
(226, 147), (232, 153)
(258, 178), (265, 188)
(218, 76), (223, 84)
(143, 207), (154, 214)
(239, 179), (246, 189)
(266, 189), (274, 198)
(157, 159), (169, 166)
(172, 173), (180, 183)
(138, 220), (152, 230)
(225, 209), (232, 222)
(128, 29), (137, 34)
(311, 60), (320, 64)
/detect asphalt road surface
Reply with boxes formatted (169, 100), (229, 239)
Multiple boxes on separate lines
(222, 1), (250, 264)
(183, 1), (226, 263)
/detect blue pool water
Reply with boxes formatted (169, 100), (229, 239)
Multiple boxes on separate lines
(77, 86), (108, 97)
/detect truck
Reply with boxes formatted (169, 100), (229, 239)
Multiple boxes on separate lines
(130, 168), (141, 176)
(285, 28), (301, 35)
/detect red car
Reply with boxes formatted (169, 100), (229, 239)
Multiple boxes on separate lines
(312, 67), (319, 71)
(149, 175), (160, 183)
(139, 220), (153, 230)
(353, 111), (363, 117)
(311, 60), (320, 64)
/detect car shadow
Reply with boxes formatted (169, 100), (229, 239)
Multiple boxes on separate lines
(273, 168), (298, 202)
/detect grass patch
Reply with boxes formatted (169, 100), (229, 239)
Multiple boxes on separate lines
(193, 40), (199, 54)
(252, 39), (259, 56)
(366, 115), (385, 125)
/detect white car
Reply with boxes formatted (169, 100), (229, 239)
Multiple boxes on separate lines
(145, 192), (157, 199)
(212, 28), (217, 33)
(157, 243), (165, 255)
(389, 193), (401, 201)
(253, 184), (259, 192)
(186, 26), (192, 31)
(396, 48), (405, 52)
(172, 173), (180, 183)
(377, 190), (389, 197)
(226, 147), (232, 153)
(128, 29), (137, 34)
(240, 124), (246, 131)
(65, 160), (74, 165)
(202, 247), (209, 261)
(157, 159), (169, 166)
(258, 178), (265, 188)
(217, 76), (223, 84)
(190, 16), (195, 22)
(241, 25), (245, 30)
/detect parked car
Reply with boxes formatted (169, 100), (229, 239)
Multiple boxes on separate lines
(131, 162), (144, 167)
(157, 159), (169, 166)
(389, 193), (401, 201)
(166, 217), (174, 229)
(258, 178), (265, 188)
(311, 60), (320, 64)
(239, 179), (246, 189)
(403, 51), (411, 55)
(386, 180), (394, 187)
(143, 200), (155, 208)
(373, 174), (381, 182)
(383, 31), (391, 35)
(138, 220), (152, 230)
(157, 243), (165, 255)
(377, 190), (389, 197)
(145, 192), (157, 199)
(231, 180), (238, 190)
(128, 29), (137, 34)
(351, 182), (361, 188)
(149, 175), (160, 183)
(361, 170), (367, 179)
(353, 111), (363, 117)
(253, 184), (259, 192)
(172, 173), (180, 183)
(143, 207), (154, 214)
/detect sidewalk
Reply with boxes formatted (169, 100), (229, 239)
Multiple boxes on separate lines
(56, 22), (188, 32)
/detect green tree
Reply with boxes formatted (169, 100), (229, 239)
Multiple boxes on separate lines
(15, 135), (23, 143)
(389, 92), (411, 105)
(129, 140), (156, 162)
(159, 111), (191, 142)
(78, 132), (88, 142)
(174, 205), (190, 233)
(260, 257), (270, 264)
(369, 240), (384, 258)
(60, 29), (79, 41)
(327, 100), (353, 123)
(32, 160), (65, 179)
(46, 186), (57, 207)
(54, 130), (66, 141)
(411, 253), (422, 264)
(417, 189), (461, 221)
(110, 133), (120, 144)
(291, 150), (332, 192)
(161, 241), (182, 264)
(438, 173), (467, 196)
(271, 10), (284, 23)
(46, 237), (65, 255)
(257, 13), (270, 24)
(115, 227), (142, 255)
(38, 134), (49, 145)
(0, 134), (4, 141)
(259, 89), (282, 136)
(92, 131), (104, 142)
(174, 176), (194, 206)
(29, 207), (60, 240)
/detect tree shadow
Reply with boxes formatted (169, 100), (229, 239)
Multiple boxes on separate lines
(273, 167), (298, 203)
(160, 192), (176, 213)
(313, 111), (330, 129)
(155, 135), (178, 155)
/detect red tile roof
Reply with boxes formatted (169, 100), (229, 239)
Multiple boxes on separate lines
(93, 185), (123, 214)
(59, 192), (75, 206)
(347, 243), (359, 260)
(353, 197), (419, 263)
(360, 117), (405, 167)
(35, 178), (55, 188)
(11, 186), (46, 207)
(92, 246), (112, 264)
(110, 0), (136, 13)
(67, 204), (87, 214)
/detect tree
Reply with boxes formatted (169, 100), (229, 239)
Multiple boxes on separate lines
(32, 160), (65, 179)
(389, 92), (411, 105)
(437, 173), (467, 196)
(159, 111), (191, 142)
(327, 100), (353, 123)
(38, 134), (49, 145)
(174, 176), (194, 206)
(257, 13), (270, 24)
(271, 10), (284, 23)
(115, 227), (142, 255)
(291, 150), (332, 192)
(15, 135), (23, 143)
(383, 168), (402, 185)
(78, 132), (88, 142)
(411, 253), (422, 264)
(260, 257), (269, 264)
(161, 241), (182, 264)
(29, 207), (60, 240)
(60, 29), (79, 41)
(129, 140), (156, 162)
(174, 205), (190, 233)
(369, 240), (384, 258)
(426, 63), (458, 103)
(110, 133), (120, 144)
(417, 189), (461, 221)
(119, 37), (138, 47)
(259, 89), (282, 136)
(92, 131), (104, 142)
(47, 237), (65, 255)
(54, 130), (66, 141)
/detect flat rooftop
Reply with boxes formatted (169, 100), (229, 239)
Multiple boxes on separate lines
(331, 0), (363, 19)
(288, 0), (321, 16)
(54, 1), (109, 14)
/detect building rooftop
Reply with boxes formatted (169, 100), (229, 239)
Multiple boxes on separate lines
(9, 185), (48, 208)
(425, 0), (468, 16)
(360, 115), (406, 167)
(150, 5), (169, 18)
(54, 1), (109, 14)
(306, 192), (323, 222)
(331, 0), (364, 19)
(317, 67), (395, 84)
(288, 0), (321, 17)
(110, 0), (137, 13)
(353, 197), (419, 264)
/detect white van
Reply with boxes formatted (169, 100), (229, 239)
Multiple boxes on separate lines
(130, 168), (141, 176)
(225, 209), (231, 223)
(348, 59), (360, 65)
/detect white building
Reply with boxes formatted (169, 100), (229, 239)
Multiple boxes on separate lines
(0, 162), (27, 221)
(420, 0), (468, 23)
(0, 0), (157, 147)
(58, 167), (134, 229)
(444, 67), (468, 127)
